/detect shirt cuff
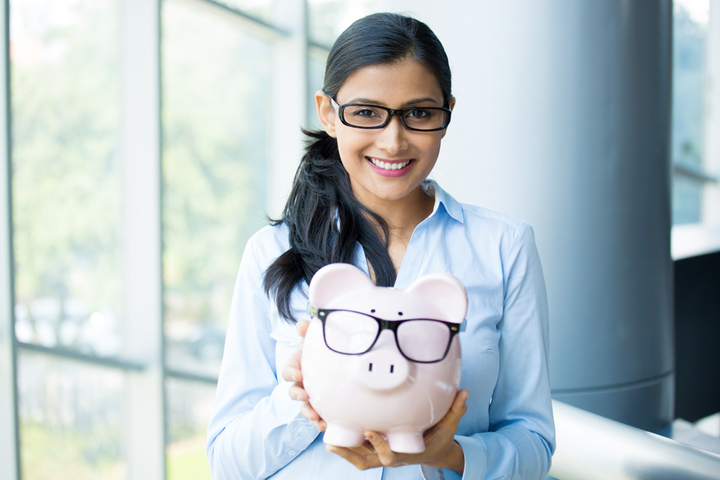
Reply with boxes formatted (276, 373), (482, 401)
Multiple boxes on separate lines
(420, 464), (462, 480)
(419, 436), (487, 480)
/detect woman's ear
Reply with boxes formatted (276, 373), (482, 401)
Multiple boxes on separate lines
(440, 96), (456, 139)
(315, 91), (338, 138)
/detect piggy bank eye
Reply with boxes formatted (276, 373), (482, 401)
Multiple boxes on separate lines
(324, 311), (379, 354)
(398, 312), (403, 316)
(370, 309), (376, 313)
(397, 320), (451, 362)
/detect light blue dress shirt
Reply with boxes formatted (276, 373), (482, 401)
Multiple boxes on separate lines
(207, 180), (555, 479)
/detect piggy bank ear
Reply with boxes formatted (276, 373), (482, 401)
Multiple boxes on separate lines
(309, 263), (374, 308)
(406, 273), (467, 323)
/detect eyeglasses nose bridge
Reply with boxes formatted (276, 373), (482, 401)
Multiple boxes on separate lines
(383, 108), (411, 130)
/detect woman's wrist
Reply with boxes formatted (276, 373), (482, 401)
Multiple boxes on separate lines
(425, 440), (465, 475)
(446, 440), (465, 475)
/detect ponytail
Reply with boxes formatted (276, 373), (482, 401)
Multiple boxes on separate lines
(263, 130), (396, 322)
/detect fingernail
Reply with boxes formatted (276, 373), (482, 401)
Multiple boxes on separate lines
(366, 432), (375, 440)
(292, 374), (298, 382)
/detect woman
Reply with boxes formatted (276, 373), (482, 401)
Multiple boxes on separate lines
(207, 12), (554, 480)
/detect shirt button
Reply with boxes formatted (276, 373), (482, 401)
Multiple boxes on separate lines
(288, 450), (296, 456)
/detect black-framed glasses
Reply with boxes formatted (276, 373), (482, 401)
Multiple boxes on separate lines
(309, 305), (464, 363)
(330, 97), (452, 132)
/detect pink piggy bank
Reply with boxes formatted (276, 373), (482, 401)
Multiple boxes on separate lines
(302, 263), (467, 454)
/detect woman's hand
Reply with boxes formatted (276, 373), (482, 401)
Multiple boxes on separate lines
(326, 389), (469, 475)
(282, 320), (327, 431)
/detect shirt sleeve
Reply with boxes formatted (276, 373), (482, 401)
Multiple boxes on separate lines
(206, 237), (320, 480)
(432, 222), (556, 480)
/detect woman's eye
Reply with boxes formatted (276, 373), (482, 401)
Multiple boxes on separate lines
(350, 108), (380, 118)
(405, 108), (432, 119)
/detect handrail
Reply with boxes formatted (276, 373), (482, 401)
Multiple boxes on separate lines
(549, 400), (720, 480)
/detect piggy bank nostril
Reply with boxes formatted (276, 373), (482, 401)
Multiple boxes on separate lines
(390, 365), (394, 373)
(369, 363), (373, 372)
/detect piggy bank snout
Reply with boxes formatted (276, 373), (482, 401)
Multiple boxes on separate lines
(351, 331), (409, 391)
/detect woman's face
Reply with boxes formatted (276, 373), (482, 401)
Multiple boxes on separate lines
(316, 58), (454, 210)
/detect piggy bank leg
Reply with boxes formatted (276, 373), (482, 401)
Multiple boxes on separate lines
(386, 428), (425, 453)
(323, 423), (365, 448)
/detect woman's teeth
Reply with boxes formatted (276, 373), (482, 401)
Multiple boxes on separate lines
(370, 158), (411, 170)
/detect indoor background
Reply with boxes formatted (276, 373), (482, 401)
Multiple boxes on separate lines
(0, 0), (718, 479)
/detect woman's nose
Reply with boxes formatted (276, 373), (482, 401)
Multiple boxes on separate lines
(375, 115), (409, 155)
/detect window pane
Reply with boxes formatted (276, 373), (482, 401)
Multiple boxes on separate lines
(10, 0), (122, 357)
(162, 0), (270, 377)
(306, 0), (387, 47)
(18, 351), (126, 480)
(213, 0), (275, 23)
(307, 49), (327, 129)
(671, 0), (710, 224)
(673, 174), (703, 224)
(165, 378), (216, 480)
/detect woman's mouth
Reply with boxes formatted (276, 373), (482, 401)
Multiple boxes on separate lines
(368, 157), (412, 171)
(366, 157), (414, 177)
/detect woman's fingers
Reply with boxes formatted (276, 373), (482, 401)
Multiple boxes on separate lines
(282, 320), (310, 383)
(326, 443), (382, 470)
(426, 389), (468, 438)
(329, 392), (470, 471)
(365, 432), (406, 466)
(300, 402), (320, 422)
(289, 384), (308, 402)
(282, 344), (303, 383)
(296, 319), (310, 337)
(449, 389), (469, 418)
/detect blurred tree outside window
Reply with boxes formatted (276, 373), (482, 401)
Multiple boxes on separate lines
(10, 0), (125, 476)
(11, 0), (121, 356)
(162, 0), (270, 377)
(162, 0), (271, 477)
(17, 352), (126, 480)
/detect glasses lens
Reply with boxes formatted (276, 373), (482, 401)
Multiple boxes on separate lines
(324, 311), (379, 354)
(341, 105), (389, 128)
(402, 108), (448, 131)
(396, 320), (451, 362)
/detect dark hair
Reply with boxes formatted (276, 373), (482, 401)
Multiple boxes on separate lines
(263, 13), (452, 322)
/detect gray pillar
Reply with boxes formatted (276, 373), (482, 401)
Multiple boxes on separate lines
(430, 0), (674, 430)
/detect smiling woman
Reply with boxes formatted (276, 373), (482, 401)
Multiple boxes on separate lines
(317, 59), (452, 218)
(207, 12), (555, 480)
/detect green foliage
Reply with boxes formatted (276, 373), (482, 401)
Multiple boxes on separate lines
(161, 2), (270, 328)
(20, 420), (126, 480)
(166, 436), (213, 480)
(12, 1), (120, 319)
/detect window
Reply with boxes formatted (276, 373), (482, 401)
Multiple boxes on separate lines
(672, 0), (719, 225)
(1, 0), (300, 478)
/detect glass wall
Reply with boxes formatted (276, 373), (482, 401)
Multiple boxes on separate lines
(11, 0), (122, 357)
(162, 0), (271, 379)
(18, 352), (125, 480)
(672, 0), (717, 224)
(3, 0), (301, 478)
(161, 0), (273, 473)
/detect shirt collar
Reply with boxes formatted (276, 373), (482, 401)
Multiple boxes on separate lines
(332, 179), (465, 226)
(422, 179), (465, 224)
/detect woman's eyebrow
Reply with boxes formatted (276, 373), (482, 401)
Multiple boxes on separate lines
(347, 97), (441, 106)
